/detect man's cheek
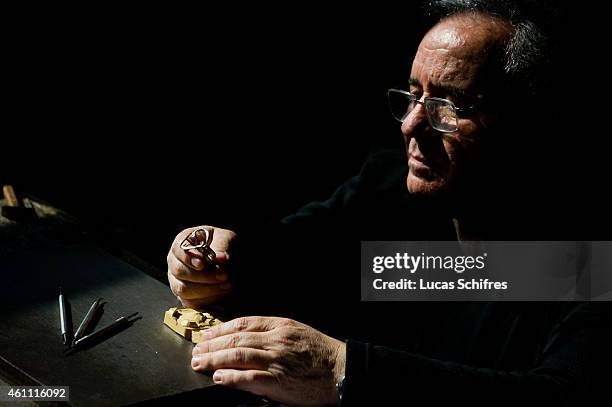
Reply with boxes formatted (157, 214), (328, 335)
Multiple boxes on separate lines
(448, 130), (482, 161)
(441, 138), (461, 168)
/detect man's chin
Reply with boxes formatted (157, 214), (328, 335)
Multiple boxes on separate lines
(407, 171), (448, 196)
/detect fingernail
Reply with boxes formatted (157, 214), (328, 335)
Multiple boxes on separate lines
(216, 273), (228, 281)
(213, 371), (224, 383)
(221, 283), (232, 290)
(191, 356), (200, 368)
(191, 258), (202, 268)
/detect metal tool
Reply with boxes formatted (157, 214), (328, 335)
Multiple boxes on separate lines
(69, 312), (140, 351)
(58, 288), (73, 346)
(180, 228), (216, 264)
(72, 298), (104, 346)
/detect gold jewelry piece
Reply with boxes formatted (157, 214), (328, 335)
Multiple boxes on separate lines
(163, 307), (222, 343)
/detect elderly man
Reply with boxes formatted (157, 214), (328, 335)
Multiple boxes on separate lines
(167, 1), (610, 405)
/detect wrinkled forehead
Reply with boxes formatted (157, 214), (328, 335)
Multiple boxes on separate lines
(412, 13), (512, 92)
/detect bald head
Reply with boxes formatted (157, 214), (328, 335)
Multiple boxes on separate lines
(416, 12), (513, 96)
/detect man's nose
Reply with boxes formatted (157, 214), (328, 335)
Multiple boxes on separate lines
(400, 101), (428, 137)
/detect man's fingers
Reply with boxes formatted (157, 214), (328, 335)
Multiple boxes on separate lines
(191, 348), (271, 371)
(171, 242), (229, 271)
(198, 317), (285, 341)
(212, 369), (275, 396)
(168, 273), (232, 300)
(171, 232), (230, 271)
(179, 297), (225, 309)
(168, 255), (229, 283)
(193, 332), (268, 355)
(170, 238), (205, 271)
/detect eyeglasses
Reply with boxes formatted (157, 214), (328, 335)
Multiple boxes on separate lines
(387, 88), (477, 133)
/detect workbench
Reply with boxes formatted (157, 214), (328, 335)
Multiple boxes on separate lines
(0, 194), (263, 406)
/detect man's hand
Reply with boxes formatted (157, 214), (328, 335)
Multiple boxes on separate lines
(192, 316), (346, 407)
(167, 226), (237, 308)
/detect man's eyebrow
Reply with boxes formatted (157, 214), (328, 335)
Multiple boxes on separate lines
(435, 84), (473, 101)
(408, 78), (474, 101)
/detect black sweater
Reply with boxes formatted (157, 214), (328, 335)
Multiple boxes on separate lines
(235, 149), (612, 406)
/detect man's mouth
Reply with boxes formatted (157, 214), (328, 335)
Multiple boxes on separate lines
(408, 152), (441, 180)
(410, 151), (430, 165)
(409, 152), (433, 168)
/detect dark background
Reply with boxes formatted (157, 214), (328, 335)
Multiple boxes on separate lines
(2, 3), (608, 268)
(2, 5), (425, 267)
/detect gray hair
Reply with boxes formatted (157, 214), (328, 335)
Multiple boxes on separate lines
(424, 0), (555, 96)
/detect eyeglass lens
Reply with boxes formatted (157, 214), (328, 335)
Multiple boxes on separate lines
(388, 90), (458, 132)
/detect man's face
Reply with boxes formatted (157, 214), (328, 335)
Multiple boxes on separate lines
(404, 14), (511, 197)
